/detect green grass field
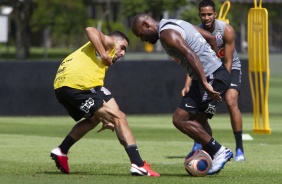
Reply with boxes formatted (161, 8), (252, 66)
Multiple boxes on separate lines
(1, 115), (282, 184)
(0, 75), (281, 184)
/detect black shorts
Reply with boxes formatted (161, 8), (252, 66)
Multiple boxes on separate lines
(55, 86), (113, 121)
(179, 65), (230, 119)
(229, 69), (241, 93)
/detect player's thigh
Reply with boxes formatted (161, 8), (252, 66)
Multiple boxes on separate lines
(94, 86), (123, 120)
(95, 86), (122, 112)
(94, 98), (123, 123)
(173, 107), (195, 123)
(104, 97), (120, 112)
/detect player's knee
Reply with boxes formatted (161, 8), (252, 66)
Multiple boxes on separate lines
(172, 114), (182, 129)
(225, 92), (237, 105)
(225, 97), (237, 109)
(225, 90), (239, 107)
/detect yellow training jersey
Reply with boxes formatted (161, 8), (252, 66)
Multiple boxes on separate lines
(54, 41), (115, 90)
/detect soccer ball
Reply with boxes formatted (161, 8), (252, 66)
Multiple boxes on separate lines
(184, 150), (212, 177)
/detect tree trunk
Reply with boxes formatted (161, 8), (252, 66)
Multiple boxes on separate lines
(43, 26), (52, 59)
(14, 0), (32, 60)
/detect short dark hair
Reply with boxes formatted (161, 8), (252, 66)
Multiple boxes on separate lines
(108, 31), (130, 45)
(199, 0), (216, 12)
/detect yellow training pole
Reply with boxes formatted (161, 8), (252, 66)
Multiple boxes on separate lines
(218, 0), (230, 24)
(247, 0), (270, 134)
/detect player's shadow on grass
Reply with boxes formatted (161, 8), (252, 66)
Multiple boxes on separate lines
(42, 171), (191, 177)
(166, 156), (186, 159)
(42, 171), (133, 176)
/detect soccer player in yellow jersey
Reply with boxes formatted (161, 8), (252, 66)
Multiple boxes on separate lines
(50, 27), (160, 177)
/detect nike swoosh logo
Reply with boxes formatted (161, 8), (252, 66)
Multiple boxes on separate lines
(185, 104), (194, 108)
(132, 165), (148, 176)
(231, 83), (237, 87)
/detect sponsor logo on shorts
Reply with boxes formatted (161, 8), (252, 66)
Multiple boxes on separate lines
(204, 104), (217, 115)
(101, 87), (111, 95)
(80, 98), (95, 113)
(90, 88), (96, 93)
(231, 83), (238, 87)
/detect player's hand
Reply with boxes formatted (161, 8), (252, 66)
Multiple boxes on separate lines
(204, 83), (222, 102)
(97, 122), (115, 133)
(102, 55), (113, 66)
(181, 86), (190, 96)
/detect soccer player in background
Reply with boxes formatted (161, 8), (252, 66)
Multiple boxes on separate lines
(181, 0), (245, 162)
(51, 27), (160, 177)
(131, 13), (233, 175)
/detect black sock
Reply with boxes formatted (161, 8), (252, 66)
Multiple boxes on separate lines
(234, 131), (244, 152)
(59, 135), (76, 154)
(125, 145), (144, 167)
(205, 138), (222, 156)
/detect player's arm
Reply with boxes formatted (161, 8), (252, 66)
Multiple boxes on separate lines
(193, 25), (218, 54)
(223, 24), (235, 73)
(85, 27), (115, 66)
(181, 74), (192, 96)
(160, 29), (221, 101)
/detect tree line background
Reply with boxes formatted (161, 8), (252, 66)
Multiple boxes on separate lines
(1, 0), (281, 60)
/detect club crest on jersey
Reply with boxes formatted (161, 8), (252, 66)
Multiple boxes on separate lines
(204, 104), (217, 114)
(216, 34), (223, 46)
(80, 98), (95, 113)
(101, 87), (111, 95)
